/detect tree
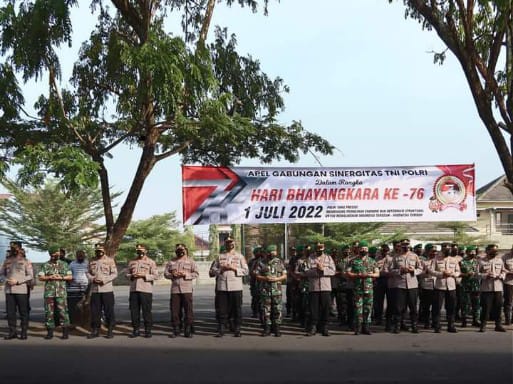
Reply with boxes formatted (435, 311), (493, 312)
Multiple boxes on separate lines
(117, 212), (184, 264)
(394, 1), (513, 191)
(0, 179), (107, 251)
(0, 1), (333, 256)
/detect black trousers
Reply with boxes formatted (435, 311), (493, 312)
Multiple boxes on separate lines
(391, 288), (418, 325)
(481, 291), (503, 324)
(171, 293), (193, 327)
(503, 285), (513, 320)
(343, 288), (355, 327)
(373, 280), (387, 321)
(90, 292), (115, 329)
(217, 291), (242, 329)
(129, 292), (152, 329)
(309, 291), (331, 331)
(6, 294), (29, 329)
(419, 288), (435, 325)
(432, 289), (456, 328)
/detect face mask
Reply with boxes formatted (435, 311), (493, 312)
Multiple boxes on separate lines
(360, 251), (368, 256)
(176, 250), (185, 257)
(136, 250), (145, 256)
(316, 251), (323, 256)
(401, 246), (409, 252)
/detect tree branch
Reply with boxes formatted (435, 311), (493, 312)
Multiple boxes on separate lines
(155, 140), (191, 162)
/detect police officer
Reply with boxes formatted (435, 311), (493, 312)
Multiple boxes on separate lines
(164, 244), (199, 338)
(502, 244), (513, 325)
(1, 242), (33, 340)
(255, 244), (287, 336)
(305, 242), (336, 336)
(209, 237), (248, 337)
(87, 243), (118, 339)
(418, 244), (437, 329)
(478, 244), (506, 332)
(428, 242), (460, 333)
(384, 239), (423, 333)
(38, 245), (73, 340)
(126, 243), (158, 338)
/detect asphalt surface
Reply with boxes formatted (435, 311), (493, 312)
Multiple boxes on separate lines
(0, 285), (512, 383)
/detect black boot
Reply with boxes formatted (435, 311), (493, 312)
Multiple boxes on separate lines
(4, 327), (17, 340)
(215, 324), (224, 338)
(19, 326), (27, 340)
(261, 325), (271, 337)
(61, 327), (69, 340)
(385, 319), (392, 332)
(362, 324), (372, 335)
(495, 322), (506, 332)
(87, 328), (100, 339)
(144, 328), (152, 338)
(306, 325), (316, 336)
(106, 327), (114, 339)
(169, 327), (178, 338)
(184, 325), (192, 338)
(447, 321), (457, 333)
(461, 318), (467, 328)
(411, 323), (419, 334)
(505, 312), (511, 326)
(274, 325), (281, 337)
(129, 329), (140, 338)
(479, 321), (486, 332)
(354, 322), (360, 335)
(234, 328), (241, 337)
(44, 328), (54, 340)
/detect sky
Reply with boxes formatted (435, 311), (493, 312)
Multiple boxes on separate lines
(1, 0), (507, 260)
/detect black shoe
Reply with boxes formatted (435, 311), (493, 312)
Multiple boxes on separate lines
(215, 325), (224, 338)
(495, 324), (506, 332)
(144, 329), (152, 338)
(274, 326), (281, 337)
(169, 327), (178, 338)
(411, 326), (419, 334)
(45, 329), (54, 340)
(87, 328), (99, 339)
(106, 328), (114, 339)
(184, 326), (192, 338)
(434, 328), (441, 333)
(19, 328), (27, 340)
(261, 326), (271, 337)
(4, 330), (17, 340)
(129, 329), (140, 338)
(392, 327), (400, 334)
(447, 327), (457, 333)
(62, 327), (69, 340)
(306, 327), (316, 336)
(321, 329), (330, 337)
(362, 326), (372, 335)
(234, 330), (241, 337)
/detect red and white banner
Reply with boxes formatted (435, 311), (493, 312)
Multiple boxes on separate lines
(182, 164), (476, 225)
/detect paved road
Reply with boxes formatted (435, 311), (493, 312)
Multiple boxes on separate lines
(0, 285), (511, 383)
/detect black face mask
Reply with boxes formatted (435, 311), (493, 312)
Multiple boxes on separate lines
(360, 251), (368, 257)
(176, 250), (185, 257)
(316, 251), (323, 256)
(401, 246), (409, 252)
(136, 250), (145, 256)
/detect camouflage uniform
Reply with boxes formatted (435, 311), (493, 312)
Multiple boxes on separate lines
(295, 256), (311, 328)
(256, 256), (286, 331)
(247, 249), (262, 318)
(347, 256), (378, 332)
(38, 260), (72, 329)
(335, 254), (351, 325)
(460, 257), (481, 326)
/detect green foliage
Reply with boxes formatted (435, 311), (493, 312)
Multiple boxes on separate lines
(394, 0), (513, 190)
(0, 1), (333, 253)
(0, 178), (107, 251)
(116, 212), (188, 264)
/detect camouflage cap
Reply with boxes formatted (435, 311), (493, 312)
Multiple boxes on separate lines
(424, 243), (434, 249)
(369, 246), (378, 253)
(413, 244), (422, 250)
(358, 240), (369, 248)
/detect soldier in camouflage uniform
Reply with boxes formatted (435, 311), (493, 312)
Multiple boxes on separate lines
(459, 245), (481, 327)
(38, 245), (73, 340)
(255, 245), (287, 336)
(295, 245), (312, 329)
(286, 246), (302, 321)
(335, 244), (351, 326)
(346, 241), (379, 335)
(248, 246), (263, 319)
